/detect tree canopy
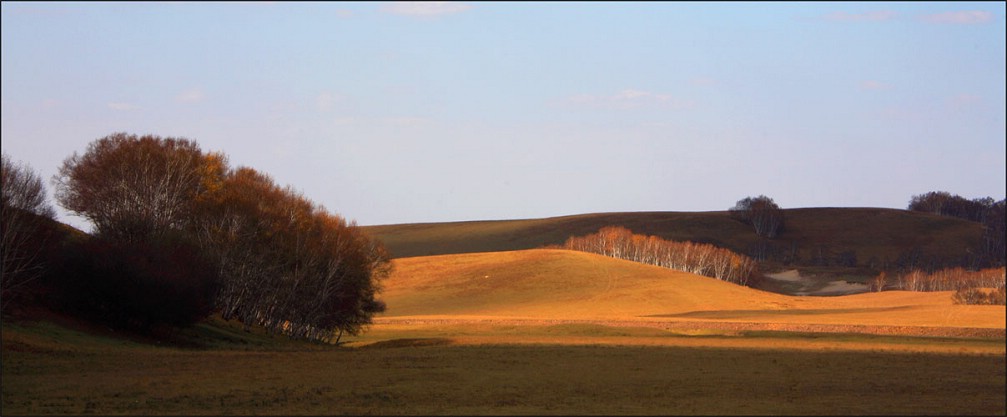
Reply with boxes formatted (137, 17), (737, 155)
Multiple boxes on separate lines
(49, 133), (390, 341)
(729, 195), (785, 239)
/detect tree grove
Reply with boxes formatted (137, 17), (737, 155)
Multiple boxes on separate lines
(1, 153), (57, 311)
(52, 133), (390, 341)
(564, 226), (758, 287)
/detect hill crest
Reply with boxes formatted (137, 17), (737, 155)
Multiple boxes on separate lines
(361, 208), (984, 272)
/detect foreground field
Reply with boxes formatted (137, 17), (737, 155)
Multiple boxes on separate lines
(3, 249), (1004, 415)
(2, 319), (1004, 415)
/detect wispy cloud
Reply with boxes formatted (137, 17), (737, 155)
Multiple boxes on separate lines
(380, 2), (472, 17)
(175, 88), (205, 103)
(858, 80), (892, 91)
(823, 10), (897, 22)
(107, 102), (139, 111)
(316, 92), (340, 112)
(566, 89), (692, 110)
(921, 11), (992, 25)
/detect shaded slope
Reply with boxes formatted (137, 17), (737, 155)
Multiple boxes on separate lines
(362, 209), (985, 271)
(377, 249), (1005, 329)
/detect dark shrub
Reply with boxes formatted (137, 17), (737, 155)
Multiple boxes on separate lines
(952, 287), (1007, 306)
(49, 234), (219, 331)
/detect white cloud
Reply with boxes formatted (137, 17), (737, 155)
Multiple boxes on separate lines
(921, 11), (992, 24)
(107, 102), (139, 111)
(175, 88), (205, 103)
(858, 80), (892, 91)
(566, 89), (692, 110)
(380, 2), (472, 17)
(824, 10), (897, 22)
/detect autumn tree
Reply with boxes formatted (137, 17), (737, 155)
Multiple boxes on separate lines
(53, 133), (223, 242)
(192, 166), (391, 342)
(51, 133), (390, 340)
(564, 226), (758, 287)
(730, 195), (785, 238)
(1, 153), (57, 311)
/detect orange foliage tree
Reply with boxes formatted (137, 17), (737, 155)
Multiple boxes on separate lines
(564, 226), (758, 287)
(194, 166), (390, 342)
(53, 133), (390, 342)
(54, 133), (222, 242)
(895, 267), (1005, 292)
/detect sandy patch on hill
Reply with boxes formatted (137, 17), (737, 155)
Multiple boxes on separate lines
(766, 270), (804, 282)
(766, 269), (869, 296)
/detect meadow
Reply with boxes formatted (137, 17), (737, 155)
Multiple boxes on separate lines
(3, 318), (1004, 415)
(3, 248), (1004, 415)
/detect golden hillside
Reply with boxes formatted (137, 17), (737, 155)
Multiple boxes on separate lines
(378, 249), (1004, 330)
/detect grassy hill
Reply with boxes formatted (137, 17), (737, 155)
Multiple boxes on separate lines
(362, 208), (985, 272)
(376, 249), (1004, 330)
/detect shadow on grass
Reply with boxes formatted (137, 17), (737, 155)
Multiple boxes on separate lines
(646, 305), (915, 320)
(361, 338), (455, 349)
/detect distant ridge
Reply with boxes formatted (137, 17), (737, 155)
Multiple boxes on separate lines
(361, 208), (984, 271)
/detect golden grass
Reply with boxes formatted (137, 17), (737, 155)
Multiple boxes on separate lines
(4, 248), (1004, 415)
(377, 249), (1005, 330)
(3, 321), (1004, 415)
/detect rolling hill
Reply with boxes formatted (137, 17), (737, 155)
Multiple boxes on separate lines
(362, 208), (986, 272)
(376, 249), (1004, 331)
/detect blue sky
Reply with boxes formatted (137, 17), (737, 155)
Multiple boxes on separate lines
(2, 2), (1004, 229)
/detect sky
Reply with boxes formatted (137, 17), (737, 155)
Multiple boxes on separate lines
(2, 2), (1005, 230)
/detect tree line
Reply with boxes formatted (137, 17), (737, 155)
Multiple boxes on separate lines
(562, 226), (759, 287)
(908, 191), (1005, 267)
(2, 133), (390, 343)
(868, 267), (1006, 305)
(1, 153), (59, 311)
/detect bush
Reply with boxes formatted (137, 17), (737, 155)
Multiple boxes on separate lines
(49, 234), (219, 331)
(952, 287), (1006, 306)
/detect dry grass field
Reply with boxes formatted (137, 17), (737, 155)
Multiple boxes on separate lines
(3, 317), (1004, 415)
(371, 249), (1003, 332)
(3, 248), (1004, 415)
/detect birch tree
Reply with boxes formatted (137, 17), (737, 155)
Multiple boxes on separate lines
(1, 153), (56, 311)
(730, 195), (785, 238)
(53, 133), (221, 242)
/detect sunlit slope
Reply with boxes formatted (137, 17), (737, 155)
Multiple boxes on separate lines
(378, 249), (1004, 329)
